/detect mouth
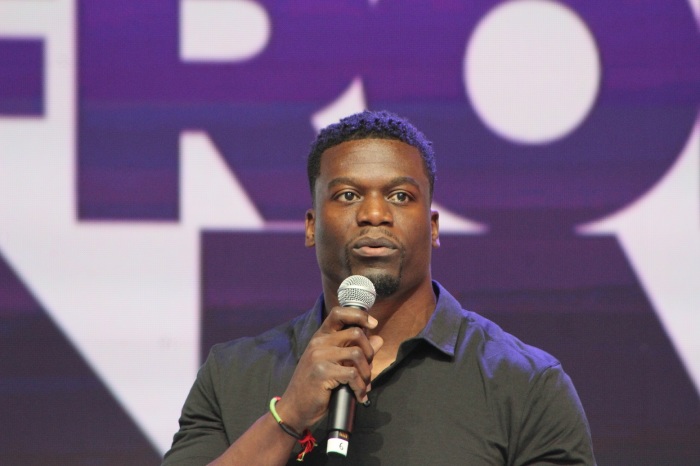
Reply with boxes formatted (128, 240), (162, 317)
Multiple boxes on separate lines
(351, 237), (399, 258)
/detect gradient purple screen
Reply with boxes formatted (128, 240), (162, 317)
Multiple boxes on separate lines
(1, 1), (699, 464)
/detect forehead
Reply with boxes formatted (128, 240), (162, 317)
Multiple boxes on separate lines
(318, 138), (426, 180)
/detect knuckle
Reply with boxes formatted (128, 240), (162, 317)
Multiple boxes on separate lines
(310, 361), (328, 379)
(307, 338), (320, 350)
(346, 367), (356, 380)
(349, 347), (363, 362)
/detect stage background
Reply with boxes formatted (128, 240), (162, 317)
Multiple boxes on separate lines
(1, 0), (699, 464)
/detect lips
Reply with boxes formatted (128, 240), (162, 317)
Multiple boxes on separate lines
(353, 237), (397, 249)
(351, 236), (399, 258)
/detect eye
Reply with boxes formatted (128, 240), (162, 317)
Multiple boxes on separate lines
(336, 191), (359, 202)
(389, 191), (411, 203)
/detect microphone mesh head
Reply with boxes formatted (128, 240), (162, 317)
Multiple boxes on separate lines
(338, 275), (376, 310)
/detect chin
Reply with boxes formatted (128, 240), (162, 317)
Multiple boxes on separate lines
(362, 272), (401, 298)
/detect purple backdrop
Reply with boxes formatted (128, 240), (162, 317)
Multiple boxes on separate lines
(1, 1), (699, 464)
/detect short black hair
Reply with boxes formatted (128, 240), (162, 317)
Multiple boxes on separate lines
(307, 110), (436, 203)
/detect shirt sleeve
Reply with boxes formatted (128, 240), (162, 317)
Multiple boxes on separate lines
(161, 350), (230, 466)
(512, 364), (596, 466)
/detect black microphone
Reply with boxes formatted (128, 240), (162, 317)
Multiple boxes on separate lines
(326, 275), (376, 457)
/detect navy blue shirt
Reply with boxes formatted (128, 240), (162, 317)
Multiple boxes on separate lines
(164, 282), (595, 465)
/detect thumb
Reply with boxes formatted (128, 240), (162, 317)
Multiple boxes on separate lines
(369, 335), (384, 355)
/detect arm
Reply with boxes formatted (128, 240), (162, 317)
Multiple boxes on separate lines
(513, 365), (596, 466)
(163, 307), (383, 466)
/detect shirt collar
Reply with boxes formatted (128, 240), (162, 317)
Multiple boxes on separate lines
(413, 281), (463, 358)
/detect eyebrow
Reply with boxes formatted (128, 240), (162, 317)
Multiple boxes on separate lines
(327, 176), (422, 191)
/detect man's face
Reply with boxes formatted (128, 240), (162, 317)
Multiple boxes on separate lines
(305, 138), (439, 299)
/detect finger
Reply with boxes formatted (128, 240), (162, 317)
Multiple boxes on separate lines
(343, 363), (373, 403)
(336, 345), (373, 377)
(304, 342), (372, 379)
(368, 335), (383, 354)
(333, 326), (378, 362)
(322, 360), (371, 402)
(332, 345), (378, 403)
(321, 306), (378, 333)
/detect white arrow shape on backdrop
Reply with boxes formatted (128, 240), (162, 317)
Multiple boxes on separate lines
(579, 121), (700, 394)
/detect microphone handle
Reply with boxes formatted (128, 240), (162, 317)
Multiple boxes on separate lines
(326, 384), (356, 456)
(326, 306), (368, 457)
(326, 276), (376, 458)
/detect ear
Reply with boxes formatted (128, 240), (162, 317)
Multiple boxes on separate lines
(305, 209), (316, 247)
(431, 209), (440, 248)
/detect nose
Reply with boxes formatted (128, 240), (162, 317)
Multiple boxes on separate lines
(356, 193), (393, 226)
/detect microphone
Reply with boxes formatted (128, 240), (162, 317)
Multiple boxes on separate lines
(326, 275), (377, 457)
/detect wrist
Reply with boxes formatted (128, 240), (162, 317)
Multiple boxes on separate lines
(269, 396), (317, 461)
(272, 397), (306, 434)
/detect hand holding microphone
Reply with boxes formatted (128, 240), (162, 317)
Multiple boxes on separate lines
(326, 275), (377, 457)
(276, 275), (379, 459)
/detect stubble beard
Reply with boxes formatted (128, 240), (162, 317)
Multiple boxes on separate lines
(343, 248), (405, 299)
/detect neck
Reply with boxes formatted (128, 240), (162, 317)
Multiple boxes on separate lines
(368, 281), (436, 346)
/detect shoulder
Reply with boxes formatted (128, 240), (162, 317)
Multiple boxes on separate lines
(432, 284), (594, 462)
(434, 282), (560, 379)
(457, 305), (588, 430)
(433, 285), (563, 398)
(463, 310), (561, 377)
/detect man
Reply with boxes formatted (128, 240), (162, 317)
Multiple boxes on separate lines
(163, 110), (596, 465)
